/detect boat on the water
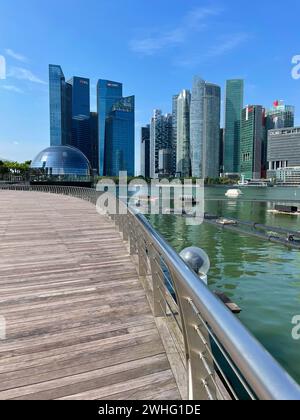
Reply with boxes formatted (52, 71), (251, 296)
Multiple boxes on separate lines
(225, 189), (243, 198)
(234, 174), (273, 188)
(179, 195), (198, 205)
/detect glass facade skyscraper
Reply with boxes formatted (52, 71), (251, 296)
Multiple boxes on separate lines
(49, 67), (134, 175)
(89, 112), (99, 173)
(105, 96), (135, 177)
(97, 80), (123, 176)
(204, 83), (221, 178)
(68, 77), (90, 118)
(140, 125), (150, 178)
(68, 77), (92, 167)
(224, 79), (244, 175)
(159, 149), (173, 176)
(190, 77), (205, 178)
(190, 77), (221, 178)
(240, 105), (264, 179)
(49, 65), (72, 146)
(176, 90), (191, 177)
(150, 110), (173, 178)
(172, 94), (179, 176)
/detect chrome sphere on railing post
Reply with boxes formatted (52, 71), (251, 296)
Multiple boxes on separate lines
(179, 247), (210, 285)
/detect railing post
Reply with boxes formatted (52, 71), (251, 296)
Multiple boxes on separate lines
(183, 298), (217, 400)
(122, 215), (129, 242)
(167, 266), (217, 401)
(137, 232), (148, 277)
(149, 248), (165, 317)
(129, 216), (136, 256)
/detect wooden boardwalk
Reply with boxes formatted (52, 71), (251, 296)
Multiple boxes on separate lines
(0, 190), (181, 400)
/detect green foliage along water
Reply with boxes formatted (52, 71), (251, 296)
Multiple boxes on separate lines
(148, 186), (300, 384)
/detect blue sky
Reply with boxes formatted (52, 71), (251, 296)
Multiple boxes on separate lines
(0, 0), (299, 172)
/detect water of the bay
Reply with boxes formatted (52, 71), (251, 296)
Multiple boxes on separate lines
(147, 186), (300, 384)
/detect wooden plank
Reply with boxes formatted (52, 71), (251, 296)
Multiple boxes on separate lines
(0, 191), (180, 400)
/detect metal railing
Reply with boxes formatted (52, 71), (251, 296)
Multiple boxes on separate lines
(1, 184), (300, 400)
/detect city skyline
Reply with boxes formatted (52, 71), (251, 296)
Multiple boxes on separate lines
(1, 0), (300, 171)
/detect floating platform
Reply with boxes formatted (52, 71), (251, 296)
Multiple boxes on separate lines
(274, 205), (298, 213)
(268, 210), (300, 216)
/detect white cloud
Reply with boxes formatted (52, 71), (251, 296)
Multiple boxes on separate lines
(206, 33), (249, 58)
(5, 49), (27, 62)
(0, 55), (6, 79)
(8, 67), (46, 84)
(176, 32), (250, 67)
(184, 6), (221, 29)
(129, 6), (221, 56)
(0, 84), (24, 93)
(129, 28), (185, 56)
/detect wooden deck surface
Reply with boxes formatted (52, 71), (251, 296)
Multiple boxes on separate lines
(0, 190), (181, 400)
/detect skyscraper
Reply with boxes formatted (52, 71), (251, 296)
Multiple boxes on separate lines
(267, 127), (300, 178)
(190, 77), (221, 178)
(89, 112), (99, 173)
(49, 65), (72, 146)
(159, 149), (173, 176)
(240, 105), (264, 179)
(97, 80), (123, 176)
(105, 96), (135, 177)
(190, 77), (204, 178)
(150, 110), (173, 178)
(266, 100), (295, 130)
(172, 94), (179, 176)
(204, 83), (221, 178)
(140, 125), (150, 178)
(49, 65), (100, 172)
(49, 66), (135, 175)
(68, 77), (91, 164)
(264, 101), (296, 179)
(68, 77), (90, 118)
(263, 101), (295, 177)
(176, 90), (191, 177)
(219, 128), (224, 175)
(224, 79), (244, 175)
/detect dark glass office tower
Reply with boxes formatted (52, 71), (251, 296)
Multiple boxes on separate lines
(49, 65), (72, 146)
(224, 79), (244, 175)
(68, 77), (91, 165)
(49, 67), (134, 176)
(71, 116), (90, 163)
(68, 77), (90, 118)
(141, 125), (150, 178)
(240, 105), (264, 179)
(104, 96), (135, 177)
(97, 80), (123, 175)
(90, 112), (99, 173)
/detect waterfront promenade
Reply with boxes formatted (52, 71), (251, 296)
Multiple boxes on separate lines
(0, 190), (180, 400)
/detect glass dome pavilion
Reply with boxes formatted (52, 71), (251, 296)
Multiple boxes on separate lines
(30, 145), (92, 186)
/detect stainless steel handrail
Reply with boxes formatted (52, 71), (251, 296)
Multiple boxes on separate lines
(1, 184), (300, 400)
(132, 210), (300, 400)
